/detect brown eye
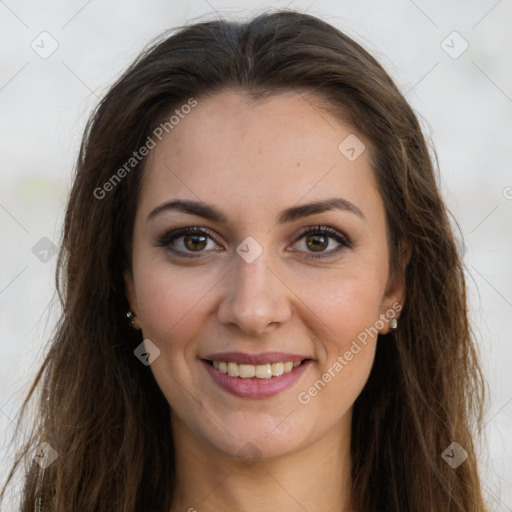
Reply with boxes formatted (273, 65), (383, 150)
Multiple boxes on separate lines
(305, 234), (329, 252)
(156, 227), (220, 257)
(183, 234), (208, 251)
(291, 225), (353, 259)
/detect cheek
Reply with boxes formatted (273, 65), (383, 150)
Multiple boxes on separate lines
(132, 254), (215, 343)
(303, 284), (380, 402)
(295, 259), (385, 401)
(132, 264), (208, 402)
(303, 259), (387, 341)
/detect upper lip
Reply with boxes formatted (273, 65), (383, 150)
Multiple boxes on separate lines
(202, 351), (312, 365)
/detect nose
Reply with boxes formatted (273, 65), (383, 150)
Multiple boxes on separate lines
(217, 250), (292, 336)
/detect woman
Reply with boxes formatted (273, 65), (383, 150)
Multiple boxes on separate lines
(0, 10), (488, 512)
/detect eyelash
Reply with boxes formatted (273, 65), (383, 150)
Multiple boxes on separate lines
(156, 225), (353, 260)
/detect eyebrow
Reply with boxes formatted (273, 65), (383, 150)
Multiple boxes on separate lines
(146, 197), (366, 224)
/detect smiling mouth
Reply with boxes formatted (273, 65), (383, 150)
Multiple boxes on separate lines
(205, 359), (309, 379)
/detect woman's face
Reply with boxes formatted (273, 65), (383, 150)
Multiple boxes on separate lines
(125, 90), (406, 460)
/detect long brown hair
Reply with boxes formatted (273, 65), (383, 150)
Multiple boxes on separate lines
(1, 10), (487, 511)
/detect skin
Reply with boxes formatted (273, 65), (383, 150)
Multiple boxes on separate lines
(124, 90), (409, 512)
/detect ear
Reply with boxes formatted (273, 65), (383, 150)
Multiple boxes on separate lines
(124, 268), (138, 313)
(378, 241), (411, 334)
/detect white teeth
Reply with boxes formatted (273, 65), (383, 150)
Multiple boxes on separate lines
(239, 364), (255, 378)
(227, 362), (239, 377)
(283, 361), (294, 372)
(211, 360), (304, 378)
(271, 362), (284, 376)
(255, 364), (272, 379)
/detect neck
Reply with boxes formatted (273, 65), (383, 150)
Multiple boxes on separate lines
(169, 411), (354, 512)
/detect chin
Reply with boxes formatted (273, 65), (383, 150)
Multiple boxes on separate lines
(194, 413), (313, 463)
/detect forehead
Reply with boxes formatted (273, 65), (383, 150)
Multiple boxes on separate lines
(138, 90), (383, 225)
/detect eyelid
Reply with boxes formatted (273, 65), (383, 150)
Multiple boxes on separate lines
(155, 225), (353, 259)
(155, 226), (222, 257)
(289, 225), (353, 259)
(293, 225), (352, 245)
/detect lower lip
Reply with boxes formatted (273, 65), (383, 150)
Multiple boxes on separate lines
(201, 359), (312, 399)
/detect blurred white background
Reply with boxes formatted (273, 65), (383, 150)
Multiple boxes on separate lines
(1, 0), (511, 510)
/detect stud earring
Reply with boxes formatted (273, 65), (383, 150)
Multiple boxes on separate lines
(126, 310), (141, 330)
(389, 318), (398, 331)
